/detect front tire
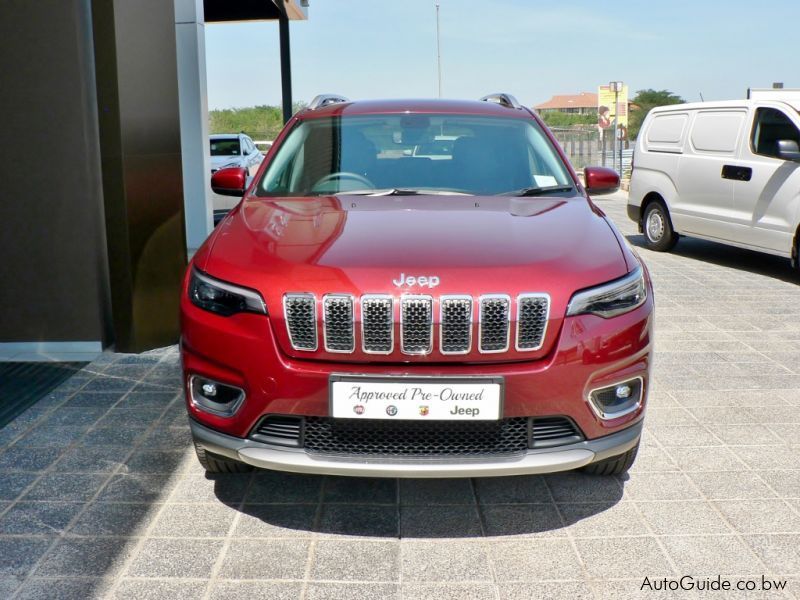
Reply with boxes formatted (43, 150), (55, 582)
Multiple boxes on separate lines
(582, 441), (639, 476)
(642, 202), (678, 252)
(193, 442), (252, 474)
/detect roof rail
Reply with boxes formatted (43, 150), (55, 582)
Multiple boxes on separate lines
(479, 93), (523, 110)
(307, 94), (350, 110)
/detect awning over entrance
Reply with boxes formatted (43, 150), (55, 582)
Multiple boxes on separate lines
(204, 0), (308, 23)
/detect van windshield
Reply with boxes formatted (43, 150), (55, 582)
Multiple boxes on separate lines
(257, 114), (573, 197)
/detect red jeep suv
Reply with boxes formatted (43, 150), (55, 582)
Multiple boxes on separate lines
(182, 94), (653, 478)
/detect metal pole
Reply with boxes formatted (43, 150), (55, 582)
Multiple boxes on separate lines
(601, 129), (606, 167)
(435, 3), (442, 98)
(279, 11), (293, 124)
(613, 88), (619, 172)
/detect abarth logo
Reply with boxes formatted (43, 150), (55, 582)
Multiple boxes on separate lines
(386, 405), (398, 416)
(392, 273), (440, 289)
(419, 405), (429, 416)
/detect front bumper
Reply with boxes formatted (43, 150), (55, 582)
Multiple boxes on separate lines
(190, 417), (642, 478)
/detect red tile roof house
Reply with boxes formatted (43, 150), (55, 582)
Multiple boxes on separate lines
(534, 92), (598, 115)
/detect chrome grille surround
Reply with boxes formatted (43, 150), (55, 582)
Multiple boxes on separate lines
(282, 293), (548, 356)
(478, 294), (511, 353)
(439, 295), (473, 355)
(400, 295), (433, 355)
(283, 293), (317, 351)
(361, 295), (394, 354)
(322, 294), (355, 353)
(516, 293), (550, 351)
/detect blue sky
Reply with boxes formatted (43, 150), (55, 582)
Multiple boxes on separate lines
(205, 0), (797, 110)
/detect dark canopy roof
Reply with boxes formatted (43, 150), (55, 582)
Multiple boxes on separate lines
(204, 0), (307, 23)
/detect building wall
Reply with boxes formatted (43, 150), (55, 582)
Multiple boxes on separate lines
(0, 0), (112, 347)
(91, 0), (188, 352)
(0, 0), (187, 353)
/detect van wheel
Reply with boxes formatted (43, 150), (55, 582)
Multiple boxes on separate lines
(193, 442), (252, 474)
(582, 441), (639, 476)
(642, 202), (678, 252)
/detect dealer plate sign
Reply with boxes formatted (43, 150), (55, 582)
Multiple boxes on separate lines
(329, 376), (502, 421)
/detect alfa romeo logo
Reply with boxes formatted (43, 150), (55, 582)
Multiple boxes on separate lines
(386, 405), (398, 416)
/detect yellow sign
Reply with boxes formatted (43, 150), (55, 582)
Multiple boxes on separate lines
(597, 84), (629, 131)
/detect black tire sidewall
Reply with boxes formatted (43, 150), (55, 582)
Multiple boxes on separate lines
(643, 203), (675, 251)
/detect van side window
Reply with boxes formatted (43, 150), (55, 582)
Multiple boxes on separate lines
(750, 108), (800, 159)
(690, 111), (745, 154)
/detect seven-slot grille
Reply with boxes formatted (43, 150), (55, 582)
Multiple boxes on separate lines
(283, 293), (550, 355)
(400, 296), (433, 354)
(283, 294), (317, 351)
(361, 296), (393, 353)
(323, 295), (355, 352)
(516, 294), (549, 351)
(440, 296), (472, 354)
(479, 295), (511, 353)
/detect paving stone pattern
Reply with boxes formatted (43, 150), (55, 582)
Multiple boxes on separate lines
(0, 194), (798, 598)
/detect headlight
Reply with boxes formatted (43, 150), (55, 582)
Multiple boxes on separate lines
(189, 269), (266, 316)
(566, 267), (647, 319)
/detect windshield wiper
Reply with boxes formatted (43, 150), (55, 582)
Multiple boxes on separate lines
(342, 188), (474, 196)
(500, 185), (574, 197)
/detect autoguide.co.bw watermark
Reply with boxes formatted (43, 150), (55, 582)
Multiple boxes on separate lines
(641, 575), (787, 593)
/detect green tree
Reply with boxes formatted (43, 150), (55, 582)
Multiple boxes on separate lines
(539, 111), (597, 127)
(208, 102), (307, 141)
(628, 89), (685, 139)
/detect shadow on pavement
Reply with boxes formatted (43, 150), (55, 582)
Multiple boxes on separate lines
(216, 469), (626, 539)
(626, 233), (799, 283)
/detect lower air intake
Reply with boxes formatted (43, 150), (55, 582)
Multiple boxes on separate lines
(303, 417), (530, 457)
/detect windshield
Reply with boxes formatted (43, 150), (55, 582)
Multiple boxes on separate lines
(210, 138), (241, 156)
(257, 114), (573, 196)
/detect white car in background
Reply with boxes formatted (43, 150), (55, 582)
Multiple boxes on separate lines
(210, 133), (263, 218)
(210, 133), (263, 175)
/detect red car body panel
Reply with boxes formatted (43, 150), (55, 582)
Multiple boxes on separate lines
(183, 98), (653, 473)
(196, 194), (630, 364)
(181, 289), (652, 441)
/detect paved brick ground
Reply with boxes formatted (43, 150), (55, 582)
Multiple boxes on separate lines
(0, 194), (799, 599)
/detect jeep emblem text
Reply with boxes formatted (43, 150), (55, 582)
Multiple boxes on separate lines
(392, 273), (440, 288)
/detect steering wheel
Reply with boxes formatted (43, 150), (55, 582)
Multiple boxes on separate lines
(312, 172), (374, 193)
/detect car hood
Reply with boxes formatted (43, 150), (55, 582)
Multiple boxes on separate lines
(199, 194), (630, 362)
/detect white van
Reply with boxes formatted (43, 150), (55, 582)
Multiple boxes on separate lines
(628, 97), (800, 270)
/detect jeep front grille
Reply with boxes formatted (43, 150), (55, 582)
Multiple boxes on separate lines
(516, 294), (550, 351)
(323, 295), (355, 353)
(479, 295), (511, 353)
(283, 294), (317, 351)
(282, 292), (550, 355)
(440, 296), (472, 354)
(361, 295), (393, 354)
(400, 296), (433, 355)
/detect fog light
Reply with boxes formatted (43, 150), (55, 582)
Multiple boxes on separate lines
(588, 377), (643, 420)
(190, 376), (245, 417)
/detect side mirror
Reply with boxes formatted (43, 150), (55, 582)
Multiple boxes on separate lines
(583, 166), (620, 195)
(211, 167), (248, 197)
(777, 140), (800, 162)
